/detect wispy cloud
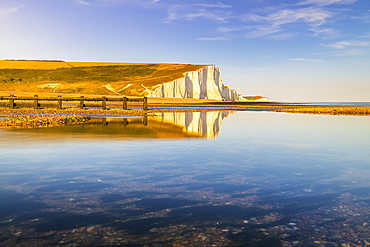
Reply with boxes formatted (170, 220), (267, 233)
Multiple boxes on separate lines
(269, 32), (296, 40)
(360, 33), (370, 39)
(241, 7), (333, 39)
(298, 0), (358, 6)
(196, 2), (232, 9)
(167, 4), (233, 22)
(336, 49), (367, 56)
(254, 53), (282, 59)
(242, 8), (333, 27)
(197, 37), (230, 41)
(218, 26), (250, 33)
(75, 0), (91, 5)
(75, 0), (366, 46)
(309, 27), (337, 38)
(244, 25), (282, 39)
(288, 58), (323, 62)
(222, 66), (272, 71)
(0, 3), (23, 19)
(255, 55), (270, 59)
(351, 11), (370, 23)
(84, 0), (162, 8)
(322, 40), (370, 49)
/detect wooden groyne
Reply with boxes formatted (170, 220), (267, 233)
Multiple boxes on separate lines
(0, 95), (148, 111)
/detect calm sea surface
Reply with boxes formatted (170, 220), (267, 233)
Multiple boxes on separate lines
(1, 111), (370, 246)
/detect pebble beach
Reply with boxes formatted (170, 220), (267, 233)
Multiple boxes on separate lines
(0, 108), (147, 128)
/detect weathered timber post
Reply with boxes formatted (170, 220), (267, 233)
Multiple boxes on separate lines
(102, 118), (107, 125)
(102, 96), (106, 110)
(9, 95), (15, 109)
(79, 96), (85, 109)
(123, 97), (128, 110)
(33, 95), (39, 109)
(57, 95), (62, 110)
(143, 97), (148, 111)
(123, 118), (128, 126)
(143, 113), (148, 126)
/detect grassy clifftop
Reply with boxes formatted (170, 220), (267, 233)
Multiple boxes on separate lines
(0, 60), (206, 96)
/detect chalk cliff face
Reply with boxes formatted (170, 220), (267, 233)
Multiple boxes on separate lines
(150, 111), (234, 138)
(148, 65), (242, 101)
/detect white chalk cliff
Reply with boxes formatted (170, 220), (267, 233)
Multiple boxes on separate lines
(148, 65), (262, 101)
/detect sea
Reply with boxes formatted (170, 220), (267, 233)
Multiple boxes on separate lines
(0, 107), (369, 246)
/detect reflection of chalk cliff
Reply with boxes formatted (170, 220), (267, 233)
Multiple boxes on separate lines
(6, 111), (234, 140)
(149, 111), (234, 138)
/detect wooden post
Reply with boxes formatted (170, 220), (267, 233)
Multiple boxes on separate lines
(143, 113), (148, 126)
(33, 95), (39, 109)
(123, 118), (128, 126)
(143, 96), (148, 111)
(79, 96), (85, 109)
(102, 96), (106, 110)
(123, 97), (128, 110)
(57, 95), (62, 110)
(102, 118), (107, 125)
(9, 95), (15, 109)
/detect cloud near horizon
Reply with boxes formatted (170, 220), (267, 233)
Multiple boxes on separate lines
(322, 40), (370, 49)
(288, 58), (323, 62)
(336, 49), (367, 56)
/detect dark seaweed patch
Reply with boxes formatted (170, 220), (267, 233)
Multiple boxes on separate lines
(0, 189), (49, 219)
(100, 194), (128, 203)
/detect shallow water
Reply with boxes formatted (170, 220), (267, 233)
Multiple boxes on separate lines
(0, 111), (369, 246)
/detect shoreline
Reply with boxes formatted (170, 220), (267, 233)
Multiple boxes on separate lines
(0, 102), (369, 129)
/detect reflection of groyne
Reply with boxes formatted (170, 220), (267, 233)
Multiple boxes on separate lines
(149, 111), (234, 138)
(5, 111), (234, 140)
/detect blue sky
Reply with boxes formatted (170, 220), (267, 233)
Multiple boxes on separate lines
(0, 0), (369, 101)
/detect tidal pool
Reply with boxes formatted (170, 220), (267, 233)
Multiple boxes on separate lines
(0, 111), (369, 247)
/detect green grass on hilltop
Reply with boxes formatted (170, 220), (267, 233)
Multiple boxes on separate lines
(0, 61), (206, 96)
(0, 65), (157, 83)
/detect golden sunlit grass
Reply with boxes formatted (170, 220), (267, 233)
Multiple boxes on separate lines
(0, 60), (207, 96)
